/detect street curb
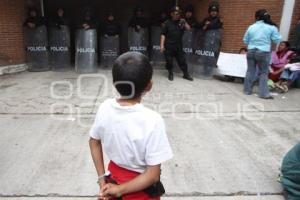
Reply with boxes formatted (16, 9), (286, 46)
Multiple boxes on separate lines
(0, 64), (28, 76)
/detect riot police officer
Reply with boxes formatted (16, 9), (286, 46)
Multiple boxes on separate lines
(23, 7), (46, 29)
(50, 7), (70, 29)
(152, 10), (169, 28)
(129, 7), (149, 32)
(200, 2), (223, 31)
(102, 13), (121, 37)
(160, 6), (193, 81)
(78, 7), (98, 30)
(184, 5), (197, 28)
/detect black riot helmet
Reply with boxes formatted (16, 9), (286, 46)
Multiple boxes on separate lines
(208, 1), (219, 13)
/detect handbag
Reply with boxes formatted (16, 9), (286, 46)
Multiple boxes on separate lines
(143, 180), (165, 198)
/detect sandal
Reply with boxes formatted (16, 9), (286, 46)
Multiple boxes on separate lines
(275, 82), (285, 93)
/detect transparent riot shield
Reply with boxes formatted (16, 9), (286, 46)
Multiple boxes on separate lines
(48, 25), (71, 71)
(128, 27), (149, 56)
(75, 29), (98, 73)
(100, 35), (120, 68)
(182, 29), (194, 64)
(24, 25), (50, 72)
(193, 29), (222, 78)
(151, 26), (165, 68)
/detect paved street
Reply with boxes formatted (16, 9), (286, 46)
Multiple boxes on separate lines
(0, 69), (299, 199)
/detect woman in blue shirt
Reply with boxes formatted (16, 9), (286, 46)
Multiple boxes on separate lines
(243, 9), (282, 99)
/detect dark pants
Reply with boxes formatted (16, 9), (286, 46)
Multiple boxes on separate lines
(164, 45), (188, 74)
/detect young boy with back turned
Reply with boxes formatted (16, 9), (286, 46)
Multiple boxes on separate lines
(89, 52), (173, 200)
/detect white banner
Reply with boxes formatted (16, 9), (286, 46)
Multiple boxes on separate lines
(217, 52), (248, 78)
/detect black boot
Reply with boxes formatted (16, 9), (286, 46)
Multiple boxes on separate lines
(168, 70), (174, 81)
(183, 72), (193, 81)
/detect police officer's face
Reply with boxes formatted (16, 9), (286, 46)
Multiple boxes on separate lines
(108, 15), (114, 21)
(171, 11), (180, 21)
(30, 11), (37, 17)
(57, 9), (64, 17)
(185, 11), (192, 18)
(210, 11), (218, 17)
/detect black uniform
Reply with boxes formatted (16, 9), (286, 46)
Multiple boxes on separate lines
(184, 5), (197, 28)
(161, 19), (189, 74)
(78, 18), (98, 30)
(23, 16), (46, 28)
(78, 9), (98, 30)
(129, 16), (149, 32)
(185, 16), (197, 28)
(152, 12), (168, 27)
(50, 15), (69, 28)
(199, 16), (223, 30)
(102, 20), (121, 36)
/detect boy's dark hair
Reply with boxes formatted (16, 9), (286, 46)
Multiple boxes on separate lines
(113, 52), (153, 98)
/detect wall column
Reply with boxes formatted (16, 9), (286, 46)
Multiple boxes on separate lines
(279, 0), (295, 40)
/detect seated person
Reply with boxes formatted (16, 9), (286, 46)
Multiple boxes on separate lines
(23, 7), (46, 29)
(50, 7), (70, 29)
(269, 41), (295, 82)
(102, 13), (121, 37)
(275, 53), (300, 93)
(184, 5), (197, 28)
(280, 142), (300, 199)
(129, 7), (149, 32)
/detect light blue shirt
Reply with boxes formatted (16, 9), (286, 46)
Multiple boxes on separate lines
(243, 20), (282, 52)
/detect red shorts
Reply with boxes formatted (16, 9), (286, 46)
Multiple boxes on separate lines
(108, 161), (160, 200)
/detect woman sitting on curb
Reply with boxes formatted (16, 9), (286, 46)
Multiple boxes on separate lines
(275, 51), (300, 93)
(269, 41), (295, 82)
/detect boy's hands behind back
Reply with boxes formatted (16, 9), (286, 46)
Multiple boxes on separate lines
(100, 183), (123, 199)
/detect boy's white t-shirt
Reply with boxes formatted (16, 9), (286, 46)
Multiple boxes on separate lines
(89, 98), (173, 173)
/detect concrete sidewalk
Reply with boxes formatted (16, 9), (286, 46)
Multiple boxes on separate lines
(0, 70), (299, 199)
